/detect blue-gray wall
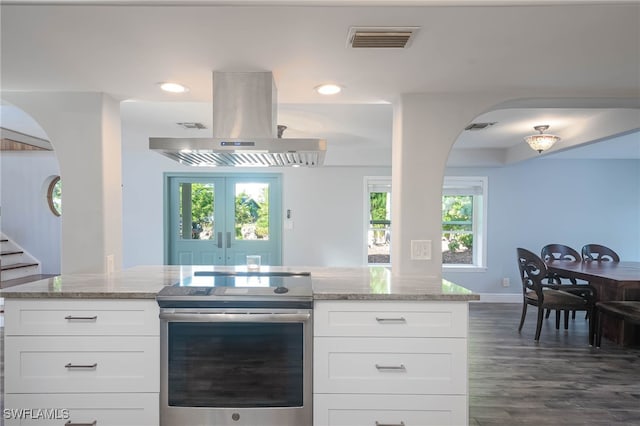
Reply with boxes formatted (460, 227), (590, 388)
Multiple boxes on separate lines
(444, 158), (640, 295)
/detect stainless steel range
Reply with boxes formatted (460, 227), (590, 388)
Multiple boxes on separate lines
(157, 271), (313, 426)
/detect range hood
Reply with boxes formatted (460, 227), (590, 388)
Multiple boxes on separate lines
(149, 71), (326, 167)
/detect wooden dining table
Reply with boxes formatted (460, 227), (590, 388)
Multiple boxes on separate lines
(546, 260), (640, 345)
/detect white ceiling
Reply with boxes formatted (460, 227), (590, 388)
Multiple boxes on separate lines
(1, 0), (639, 166)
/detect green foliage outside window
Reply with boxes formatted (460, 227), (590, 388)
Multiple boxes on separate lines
(442, 195), (473, 252)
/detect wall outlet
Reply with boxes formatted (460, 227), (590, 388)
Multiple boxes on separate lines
(502, 277), (510, 287)
(411, 240), (432, 260)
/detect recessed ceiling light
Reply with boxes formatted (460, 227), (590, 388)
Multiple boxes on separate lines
(315, 84), (342, 95)
(159, 82), (189, 93)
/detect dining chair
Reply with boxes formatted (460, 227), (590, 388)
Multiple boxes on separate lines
(516, 247), (595, 342)
(541, 244), (593, 323)
(594, 301), (640, 347)
(581, 244), (620, 262)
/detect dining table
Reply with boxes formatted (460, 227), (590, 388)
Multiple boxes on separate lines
(546, 260), (640, 345)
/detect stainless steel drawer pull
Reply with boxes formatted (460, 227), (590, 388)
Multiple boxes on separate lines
(375, 422), (405, 426)
(65, 363), (97, 369)
(375, 317), (406, 323)
(375, 364), (406, 371)
(65, 421), (97, 426)
(64, 315), (98, 321)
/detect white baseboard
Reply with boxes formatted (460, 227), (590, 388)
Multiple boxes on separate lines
(472, 293), (521, 303)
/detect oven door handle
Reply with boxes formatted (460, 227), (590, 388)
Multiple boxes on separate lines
(159, 312), (311, 323)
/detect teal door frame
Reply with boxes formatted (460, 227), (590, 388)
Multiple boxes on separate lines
(164, 172), (282, 266)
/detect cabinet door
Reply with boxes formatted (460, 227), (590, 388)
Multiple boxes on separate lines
(4, 393), (158, 426)
(314, 300), (468, 338)
(314, 394), (467, 426)
(4, 299), (159, 336)
(5, 336), (159, 393)
(314, 337), (467, 395)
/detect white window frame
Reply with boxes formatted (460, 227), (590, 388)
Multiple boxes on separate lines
(442, 176), (488, 271)
(363, 176), (392, 265)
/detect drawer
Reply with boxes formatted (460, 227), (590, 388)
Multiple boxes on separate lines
(4, 299), (159, 336)
(314, 394), (467, 426)
(4, 393), (158, 426)
(5, 336), (159, 393)
(314, 300), (468, 338)
(314, 337), (467, 395)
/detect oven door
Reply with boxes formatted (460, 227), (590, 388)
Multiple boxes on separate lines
(160, 308), (312, 426)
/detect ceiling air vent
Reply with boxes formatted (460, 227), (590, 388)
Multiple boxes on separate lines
(177, 122), (206, 129)
(464, 122), (497, 131)
(347, 26), (419, 49)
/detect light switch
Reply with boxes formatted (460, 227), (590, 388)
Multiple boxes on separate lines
(411, 240), (432, 260)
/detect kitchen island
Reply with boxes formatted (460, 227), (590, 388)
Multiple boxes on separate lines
(1, 265), (478, 426)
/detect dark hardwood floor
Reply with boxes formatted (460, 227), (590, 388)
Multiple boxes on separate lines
(0, 303), (638, 425)
(469, 303), (640, 426)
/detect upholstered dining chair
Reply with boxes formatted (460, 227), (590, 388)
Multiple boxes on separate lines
(541, 244), (594, 323)
(581, 244), (620, 262)
(517, 248), (595, 342)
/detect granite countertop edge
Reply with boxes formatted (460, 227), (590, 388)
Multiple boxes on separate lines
(0, 291), (479, 301)
(0, 266), (480, 301)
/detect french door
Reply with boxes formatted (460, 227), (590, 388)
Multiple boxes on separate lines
(166, 174), (282, 266)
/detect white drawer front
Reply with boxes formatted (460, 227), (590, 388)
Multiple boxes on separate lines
(314, 300), (468, 338)
(4, 393), (158, 426)
(314, 394), (467, 426)
(5, 336), (159, 393)
(314, 337), (467, 395)
(4, 299), (159, 336)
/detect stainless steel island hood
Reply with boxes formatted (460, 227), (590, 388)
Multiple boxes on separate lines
(149, 71), (326, 167)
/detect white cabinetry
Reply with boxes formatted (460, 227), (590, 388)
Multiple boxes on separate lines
(313, 300), (469, 426)
(3, 299), (159, 426)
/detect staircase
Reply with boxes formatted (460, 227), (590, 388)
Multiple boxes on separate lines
(0, 234), (41, 286)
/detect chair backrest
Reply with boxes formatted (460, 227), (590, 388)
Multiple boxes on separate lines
(516, 248), (548, 299)
(541, 244), (581, 263)
(581, 244), (620, 262)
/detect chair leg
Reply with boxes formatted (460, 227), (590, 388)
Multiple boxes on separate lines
(518, 302), (528, 332)
(572, 310), (576, 319)
(545, 308), (551, 319)
(555, 310), (561, 329)
(535, 307), (544, 341)
(596, 308), (603, 348)
(564, 310), (570, 329)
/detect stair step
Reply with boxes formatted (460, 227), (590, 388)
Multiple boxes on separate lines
(1, 273), (58, 289)
(1, 250), (24, 256)
(1, 262), (39, 272)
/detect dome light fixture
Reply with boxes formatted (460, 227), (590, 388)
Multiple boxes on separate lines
(315, 83), (342, 95)
(524, 125), (560, 153)
(159, 82), (189, 93)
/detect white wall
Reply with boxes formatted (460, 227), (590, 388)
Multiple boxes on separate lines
(443, 158), (640, 295)
(0, 151), (61, 274)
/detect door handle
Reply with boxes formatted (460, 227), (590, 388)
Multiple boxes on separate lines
(226, 232), (231, 248)
(217, 232), (222, 248)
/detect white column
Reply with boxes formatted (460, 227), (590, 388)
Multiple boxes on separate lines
(391, 93), (508, 278)
(2, 92), (122, 274)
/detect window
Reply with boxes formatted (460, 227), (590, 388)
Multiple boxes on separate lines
(362, 176), (487, 269)
(47, 176), (62, 216)
(442, 176), (487, 268)
(365, 177), (391, 265)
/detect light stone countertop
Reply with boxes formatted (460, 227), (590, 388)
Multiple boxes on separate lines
(0, 265), (479, 301)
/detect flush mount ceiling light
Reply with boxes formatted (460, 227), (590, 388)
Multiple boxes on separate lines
(159, 82), (189, 93)
(315, 84), (342, 95)
(524, 125), (561, 153)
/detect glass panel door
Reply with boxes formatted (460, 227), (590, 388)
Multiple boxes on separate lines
(224, 177), (281, 266)
(169, 177), (225, 265)
(167, 174), (282, 266)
